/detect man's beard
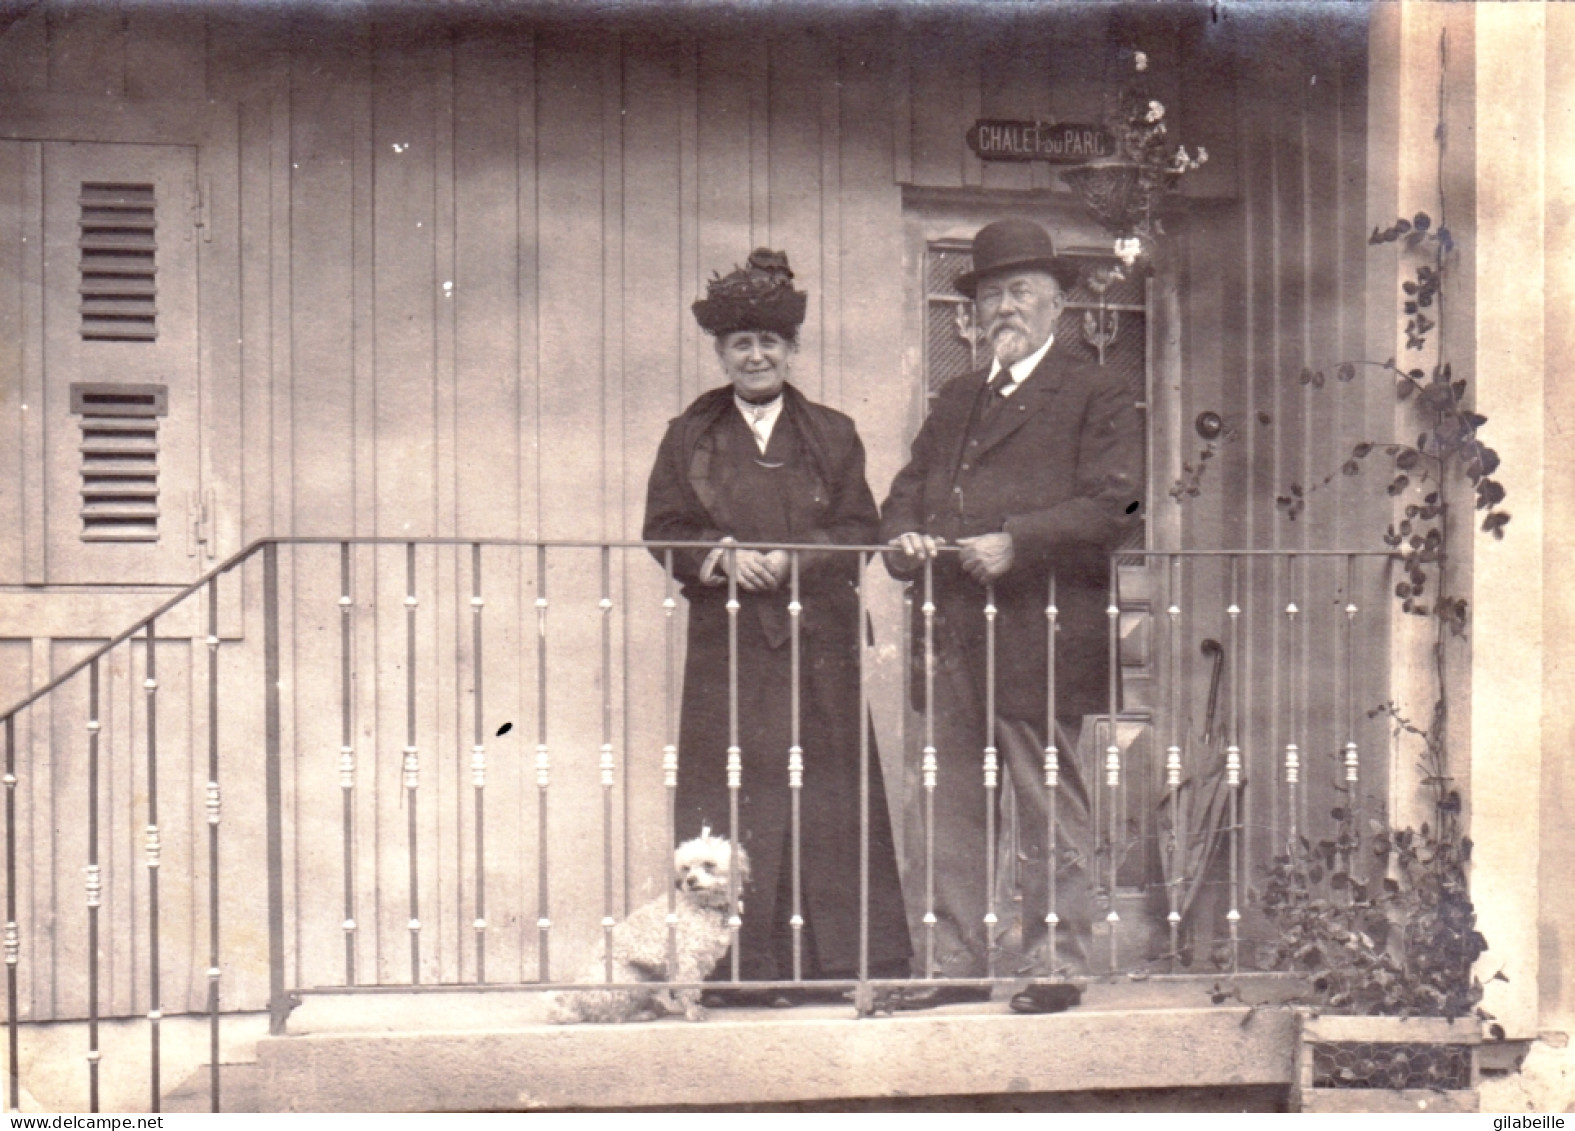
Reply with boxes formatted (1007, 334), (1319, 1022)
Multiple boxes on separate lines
(989, 322), (1031, 365)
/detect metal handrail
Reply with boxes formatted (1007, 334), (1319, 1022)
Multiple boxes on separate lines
(0, 537), (1394, 725)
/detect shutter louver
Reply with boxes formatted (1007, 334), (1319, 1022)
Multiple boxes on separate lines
(71, 384), (166, 541)
(79, 182), (158, 342)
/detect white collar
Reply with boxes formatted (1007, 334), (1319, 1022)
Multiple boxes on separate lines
(734, 393), (784, 454)
(987, 333), (1055, 395)
(734, 392), (783, 419)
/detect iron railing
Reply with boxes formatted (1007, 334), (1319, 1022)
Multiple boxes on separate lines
(0, 537), (1397, 1112)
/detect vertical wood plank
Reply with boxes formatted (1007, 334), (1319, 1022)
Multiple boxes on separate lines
(46, 3), (125, 98)
(836, 29), (909, 867)
(286, 13), (361, 991)
(978, 17), (1035, 195)
(452, 24), (528, 977)
(819, 40), (842, 411)
(890, 27), (912, 186)
(0, 5), (48, 92)
(289, 11), (358, 540)
(767, 27), (824, 401)
(20, 143), (43, 586)
(677, 38), (701, 412)
(369, 16), (442, 984)
(0, 143), (25, 585)
(908, 13), (985, 190)
(30, 639), (55, 1018)
(0, 643), (36, 1018)
(512, 27), (540, 983)
(124, 5), (207, 101)
(695, 32), (752, 371)
(620, 33), (687, 908)
(533, 26), (615, 972)
(429, 27), (463, 981)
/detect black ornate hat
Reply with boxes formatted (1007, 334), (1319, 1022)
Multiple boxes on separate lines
(953, 219), (1080, 298)
(691, 249), (808, 339)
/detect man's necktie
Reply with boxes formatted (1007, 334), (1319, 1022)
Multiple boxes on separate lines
(980, 368), (1014, 426)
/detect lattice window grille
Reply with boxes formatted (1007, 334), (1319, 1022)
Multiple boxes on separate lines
(79, 182), (158, 342)
(71, 383), (167, 542)
(922, 240), (1147, 400)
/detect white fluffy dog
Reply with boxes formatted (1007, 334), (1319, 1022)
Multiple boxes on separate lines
(547, 832), (748, 1024)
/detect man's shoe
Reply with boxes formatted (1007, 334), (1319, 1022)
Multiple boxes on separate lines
(888, 984), (993, 1011)
(1008, 983), (1082, 1014)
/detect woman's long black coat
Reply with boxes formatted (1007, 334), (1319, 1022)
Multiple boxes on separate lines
(642, 384), (911, 980)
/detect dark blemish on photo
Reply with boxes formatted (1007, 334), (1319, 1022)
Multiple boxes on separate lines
(495, 722), (513, 737)
(1125, 501), (1140, 515)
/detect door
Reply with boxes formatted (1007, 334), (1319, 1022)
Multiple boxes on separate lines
(902, 197), (1165, 965)
(37, 141), (203, 586)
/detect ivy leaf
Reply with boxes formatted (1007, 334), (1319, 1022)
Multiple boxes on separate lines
(1413, 212), (1431, 231)
(1338, 362), (1357, 382)
(1395, 449), (1420, 471)
(1353, 442), (1373, 458)
(1387, 474), (1411, 496)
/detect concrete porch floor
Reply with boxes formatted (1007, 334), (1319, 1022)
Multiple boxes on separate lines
(257, 978), (1305, 1112)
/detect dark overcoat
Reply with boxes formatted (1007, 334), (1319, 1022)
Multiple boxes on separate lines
(643, 383), (911, 980)
(879, 340), (1143, 723)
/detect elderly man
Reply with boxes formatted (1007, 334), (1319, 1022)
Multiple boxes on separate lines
(880, 218), (1142, 1009)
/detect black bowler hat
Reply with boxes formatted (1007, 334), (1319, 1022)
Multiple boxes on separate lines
(953, 219), (1080, 298)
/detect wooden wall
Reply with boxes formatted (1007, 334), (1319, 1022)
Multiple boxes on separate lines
(0, 1), (1391, 1019)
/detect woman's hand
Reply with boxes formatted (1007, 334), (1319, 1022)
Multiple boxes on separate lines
(726, 546), (783, 592)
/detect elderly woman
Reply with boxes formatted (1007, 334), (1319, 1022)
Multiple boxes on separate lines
(643, 249), (911, 997)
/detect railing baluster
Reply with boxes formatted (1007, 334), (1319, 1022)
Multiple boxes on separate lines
(920, 560), (937, 979)
(1226, 556), (1243, 974)
(788, 552), (804, 983)
(404, 544), (421, 984)
(145, 619), (161, 1112)
(1342, 555), (1361, 890)
(87, 661), (102, 1111)
(1164, 556), (1182, 966)
(535, 544), (551, 980)
(206, 579), (222, 1112)
(983, 582), (998, 980)
(4, 714), (17, 1112)
(265, 544), (287, 1035)
(1105, 562), (1121, 972)
(339, 544), (356, 985)
(662, 550), (679, 981)
(1044, 574), (1059, 975)
(600, 547), (616, 984)
(857, 551), (870, 987)
(1284, 555), (1301, 849)
(471, 544), (486, 984)
(1343, 554), (1360, 791)
(725, 553), (742, 983)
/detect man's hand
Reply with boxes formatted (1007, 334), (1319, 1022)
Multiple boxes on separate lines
(886, 532), (945, 575)
(957, 532), (1013, 584)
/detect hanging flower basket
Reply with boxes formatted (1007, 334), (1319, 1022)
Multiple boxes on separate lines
(1293, 1010), (1482, 1113)
(1060, 161), (1150, 237)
